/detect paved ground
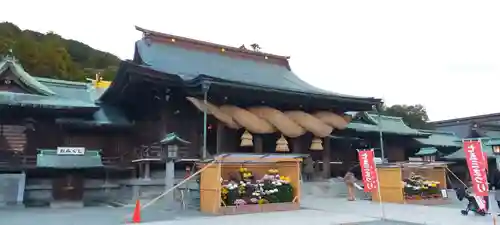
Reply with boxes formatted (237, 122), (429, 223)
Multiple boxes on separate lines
(301, 195), (498, 225)
(0, 204), (206, 225)
(3, 192), (500, 225)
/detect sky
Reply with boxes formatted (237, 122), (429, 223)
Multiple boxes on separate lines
(2, 0), (500, 121)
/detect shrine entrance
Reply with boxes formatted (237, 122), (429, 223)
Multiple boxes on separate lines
(52, 172), (84, 201)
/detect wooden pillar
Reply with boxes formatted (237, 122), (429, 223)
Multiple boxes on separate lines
(292, 138), (301, 153)
(144, 162), (151, 180)
(138, 163), (144, 179)
(225, 129), (237, 153)
(131, 168), (137, 179)
(254, 135), (263, 153)
(322, 137), (331, 179)
(216, 122), (225, 154)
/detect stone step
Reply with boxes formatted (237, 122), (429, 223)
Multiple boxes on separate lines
(50, 201), (84, 209)
(301, 179), (369, 199)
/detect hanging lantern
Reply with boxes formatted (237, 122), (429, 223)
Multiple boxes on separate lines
(275, 135), (290, 152)
(240, 130), (253, 147)
(310, 137), (323, 151)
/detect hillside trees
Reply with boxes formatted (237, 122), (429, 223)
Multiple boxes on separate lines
(0, 22), (120, 81)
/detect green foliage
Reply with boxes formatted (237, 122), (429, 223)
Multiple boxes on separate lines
(379, 104), (434, 130)
(275, 183), (294, 202)
(0, 22), (120, 81)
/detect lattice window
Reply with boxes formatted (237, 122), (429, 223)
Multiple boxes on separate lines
(422, 155), (435, 162)
(64, 133), (102, 150)
(0, 125), (26, 152)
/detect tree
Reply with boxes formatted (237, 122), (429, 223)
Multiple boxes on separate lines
(0, 22), (121, 81)
(250, 43), (261, 51)
(379, 104), (434, 130)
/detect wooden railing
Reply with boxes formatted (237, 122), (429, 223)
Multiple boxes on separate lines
(0, 154), (132, 169)
(0, 154), (36, 168)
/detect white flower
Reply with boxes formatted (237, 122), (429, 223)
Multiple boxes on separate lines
(273, 188), (278, 192)
(246, 181), (251, 185)
(271, 181), (277, 185)
(240, 181), (244, 184)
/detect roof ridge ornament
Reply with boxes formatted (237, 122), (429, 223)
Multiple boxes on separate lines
(3, 49), (17, 62)
(250, 43), (261, 52)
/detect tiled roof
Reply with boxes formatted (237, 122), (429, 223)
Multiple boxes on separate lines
(0, 57), (56, 96)
(0, 91), (96, 109)
(415, 147), (438, 156)
(0, 57), (129, 127)
(415, 130), (462, 148)
(133, 33), (380, 105)
(443, 144), (496, 160)
(346, 112), (426, 136)
(55, 104), (132, 128)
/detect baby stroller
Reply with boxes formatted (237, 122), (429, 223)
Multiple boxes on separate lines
(456, 187), (487, 216)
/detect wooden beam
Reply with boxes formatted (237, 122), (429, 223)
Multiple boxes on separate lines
(322, 137), (331, 179)
(292, 138), (301, 153)
(254, 135), (263, 153)
(216, 122), (225, 154)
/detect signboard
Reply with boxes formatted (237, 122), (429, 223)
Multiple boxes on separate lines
(440, 189), (448, 198)
(57, 147), (85, 156)
(408, 157), (423, 162)
(373, 157), (383, 164)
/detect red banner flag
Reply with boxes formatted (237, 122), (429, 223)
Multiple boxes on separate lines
(358, 149), (379, 192)
(463, 139), (489, 196)
(483, 151), (489, 172)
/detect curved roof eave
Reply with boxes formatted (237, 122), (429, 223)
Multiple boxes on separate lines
(0, 58), (56, 96)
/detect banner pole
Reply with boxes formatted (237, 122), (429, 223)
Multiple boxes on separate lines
(358, 149), (386, 220)
(373, 157), (386, 220)
(462, 138), (489, 211)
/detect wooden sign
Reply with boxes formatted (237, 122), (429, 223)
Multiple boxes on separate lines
(57, 147), (85, 155)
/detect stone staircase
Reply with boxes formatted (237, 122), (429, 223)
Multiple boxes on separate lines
(175, 180), (200, 210)
(301, 178), (369, 199)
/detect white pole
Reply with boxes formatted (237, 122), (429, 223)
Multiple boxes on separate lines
(374, 162), (386, 220)
(357, 149), (386, 220)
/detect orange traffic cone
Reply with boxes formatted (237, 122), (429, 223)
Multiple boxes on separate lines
(132, 200), (141, 223)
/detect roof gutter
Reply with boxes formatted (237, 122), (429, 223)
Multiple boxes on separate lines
(198, 79), (382, 106)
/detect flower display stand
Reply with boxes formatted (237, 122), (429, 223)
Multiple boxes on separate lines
(372, 161), (449, 205)
(218, 202), (300, 215)
(197, 153), (302, 215)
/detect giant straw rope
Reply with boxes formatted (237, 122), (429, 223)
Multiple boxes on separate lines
(186, 97), (351, 138)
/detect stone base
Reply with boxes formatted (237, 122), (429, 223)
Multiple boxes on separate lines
(0, 202), (25, 208)
(50, 201), (84, 209)
(219, 202), (299, 215)
(405, 198), (451, 206)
